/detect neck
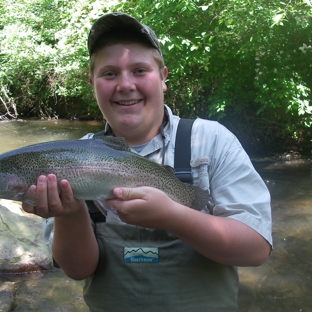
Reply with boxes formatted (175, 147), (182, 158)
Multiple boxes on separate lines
(116, 126), (161, 146)
(111, 111), (166, 146)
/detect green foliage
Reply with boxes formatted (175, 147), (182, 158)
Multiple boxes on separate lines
(0, 0), (311, 154)
(111, 0), (312, 154)
(0, 0), (106, 118)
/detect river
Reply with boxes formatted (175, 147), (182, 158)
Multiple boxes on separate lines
(0, 119), (311, 311)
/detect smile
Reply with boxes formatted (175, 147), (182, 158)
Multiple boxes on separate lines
(117, 100), (140, 106)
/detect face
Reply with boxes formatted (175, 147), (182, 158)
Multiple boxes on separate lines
(89, 43), (168, 146)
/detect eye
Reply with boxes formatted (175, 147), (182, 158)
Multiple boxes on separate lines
(103, 71), (117, 78)
(134, 68), (147, 75)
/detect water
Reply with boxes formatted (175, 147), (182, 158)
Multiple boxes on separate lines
(237, 159), (312, 312)
(0, 119), (104, 153)
(0, 120), (312, 311)
(0, 270), (88, 311)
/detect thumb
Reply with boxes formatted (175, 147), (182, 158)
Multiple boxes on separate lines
(113, 187), (144, 201)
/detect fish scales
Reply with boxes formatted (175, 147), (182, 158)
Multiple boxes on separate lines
(0, 137), (208, 212)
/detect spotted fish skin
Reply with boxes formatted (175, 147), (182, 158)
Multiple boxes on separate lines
(0, 136), (208, 212)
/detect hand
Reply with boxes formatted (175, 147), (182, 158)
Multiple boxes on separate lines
(22, 174), (86, 218)
(107, 186), (180, 228)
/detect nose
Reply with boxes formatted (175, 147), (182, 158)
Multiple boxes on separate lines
(116, 72), (135, 92)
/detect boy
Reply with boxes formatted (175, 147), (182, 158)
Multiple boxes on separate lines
(23, 12), (272, 311)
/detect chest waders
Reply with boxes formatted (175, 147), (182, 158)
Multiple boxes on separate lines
(84, 119), (239, 312)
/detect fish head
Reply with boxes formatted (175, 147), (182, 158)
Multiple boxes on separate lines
(0, 172), (28, 202)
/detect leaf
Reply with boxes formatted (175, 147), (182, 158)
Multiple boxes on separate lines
(272, 13), (285, 27)
(303, 0), (312, 6)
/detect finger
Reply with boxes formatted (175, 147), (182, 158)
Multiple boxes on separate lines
(113, 187), (149, 202)
(59, 179), (75, 203)
(22, 185), (37, 213)
(35, 175), (49, 214)
(24, 184), (37, 205)
(46, 174), (62, 210)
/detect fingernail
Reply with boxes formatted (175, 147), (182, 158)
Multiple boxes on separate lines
(47, 174), (55, 182)
(60, 180), (68, 188)
(38, 175), (46, 183)
(114, 188), (122, 197)
(30, 185), (37, 193)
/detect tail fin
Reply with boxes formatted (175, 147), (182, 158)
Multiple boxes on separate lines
(188, 185), (212, 212)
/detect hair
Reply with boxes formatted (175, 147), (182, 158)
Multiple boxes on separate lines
(89, 28), (165, 77)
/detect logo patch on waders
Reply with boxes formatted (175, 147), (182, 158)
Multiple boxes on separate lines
(124, 247), (159, 263)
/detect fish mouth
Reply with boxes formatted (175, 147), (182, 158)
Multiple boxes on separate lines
(115, 100), (141, 106)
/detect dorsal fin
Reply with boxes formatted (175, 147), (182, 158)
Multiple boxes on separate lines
(163, 165), (175, 175)
(94, 136), (132, 152)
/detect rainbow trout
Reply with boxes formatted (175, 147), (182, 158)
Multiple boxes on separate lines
(0, 136), (208, 215)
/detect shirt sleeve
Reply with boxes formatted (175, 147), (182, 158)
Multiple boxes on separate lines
(41, 217), (61, 267)
(192, 119), (272, 247)
(42, 217), (54, 253)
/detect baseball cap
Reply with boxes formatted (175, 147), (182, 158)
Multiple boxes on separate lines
(87, 12), (163, 58)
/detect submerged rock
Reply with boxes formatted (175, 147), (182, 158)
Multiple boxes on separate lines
(0, 199), (52, 273)
(0, 200), (87, 311)
(0, 270), (88, 311)
(0, 281), (15, 311)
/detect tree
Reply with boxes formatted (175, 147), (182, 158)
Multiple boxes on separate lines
(111, 0), (312, 154)
(0, 0), (311, 154)
(0, 0), (105, 118)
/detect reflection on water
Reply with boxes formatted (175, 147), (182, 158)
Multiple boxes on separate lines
(0, 121), (312, 311)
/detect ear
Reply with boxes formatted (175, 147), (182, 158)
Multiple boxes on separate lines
(88, 74), (94, 87)
(88, 74), (97, 99)
(162, 66), (168, 92)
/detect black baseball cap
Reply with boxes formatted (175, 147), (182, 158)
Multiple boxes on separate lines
(87, 12), (163, 58)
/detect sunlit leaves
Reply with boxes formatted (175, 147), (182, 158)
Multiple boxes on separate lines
(272, 12), (285, 26)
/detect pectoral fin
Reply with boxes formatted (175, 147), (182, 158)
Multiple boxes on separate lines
(23, 198), (38, 206)
(94, 199), (126, 224)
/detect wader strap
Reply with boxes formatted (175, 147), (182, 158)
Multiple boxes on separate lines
(174, 118), (195, 184)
